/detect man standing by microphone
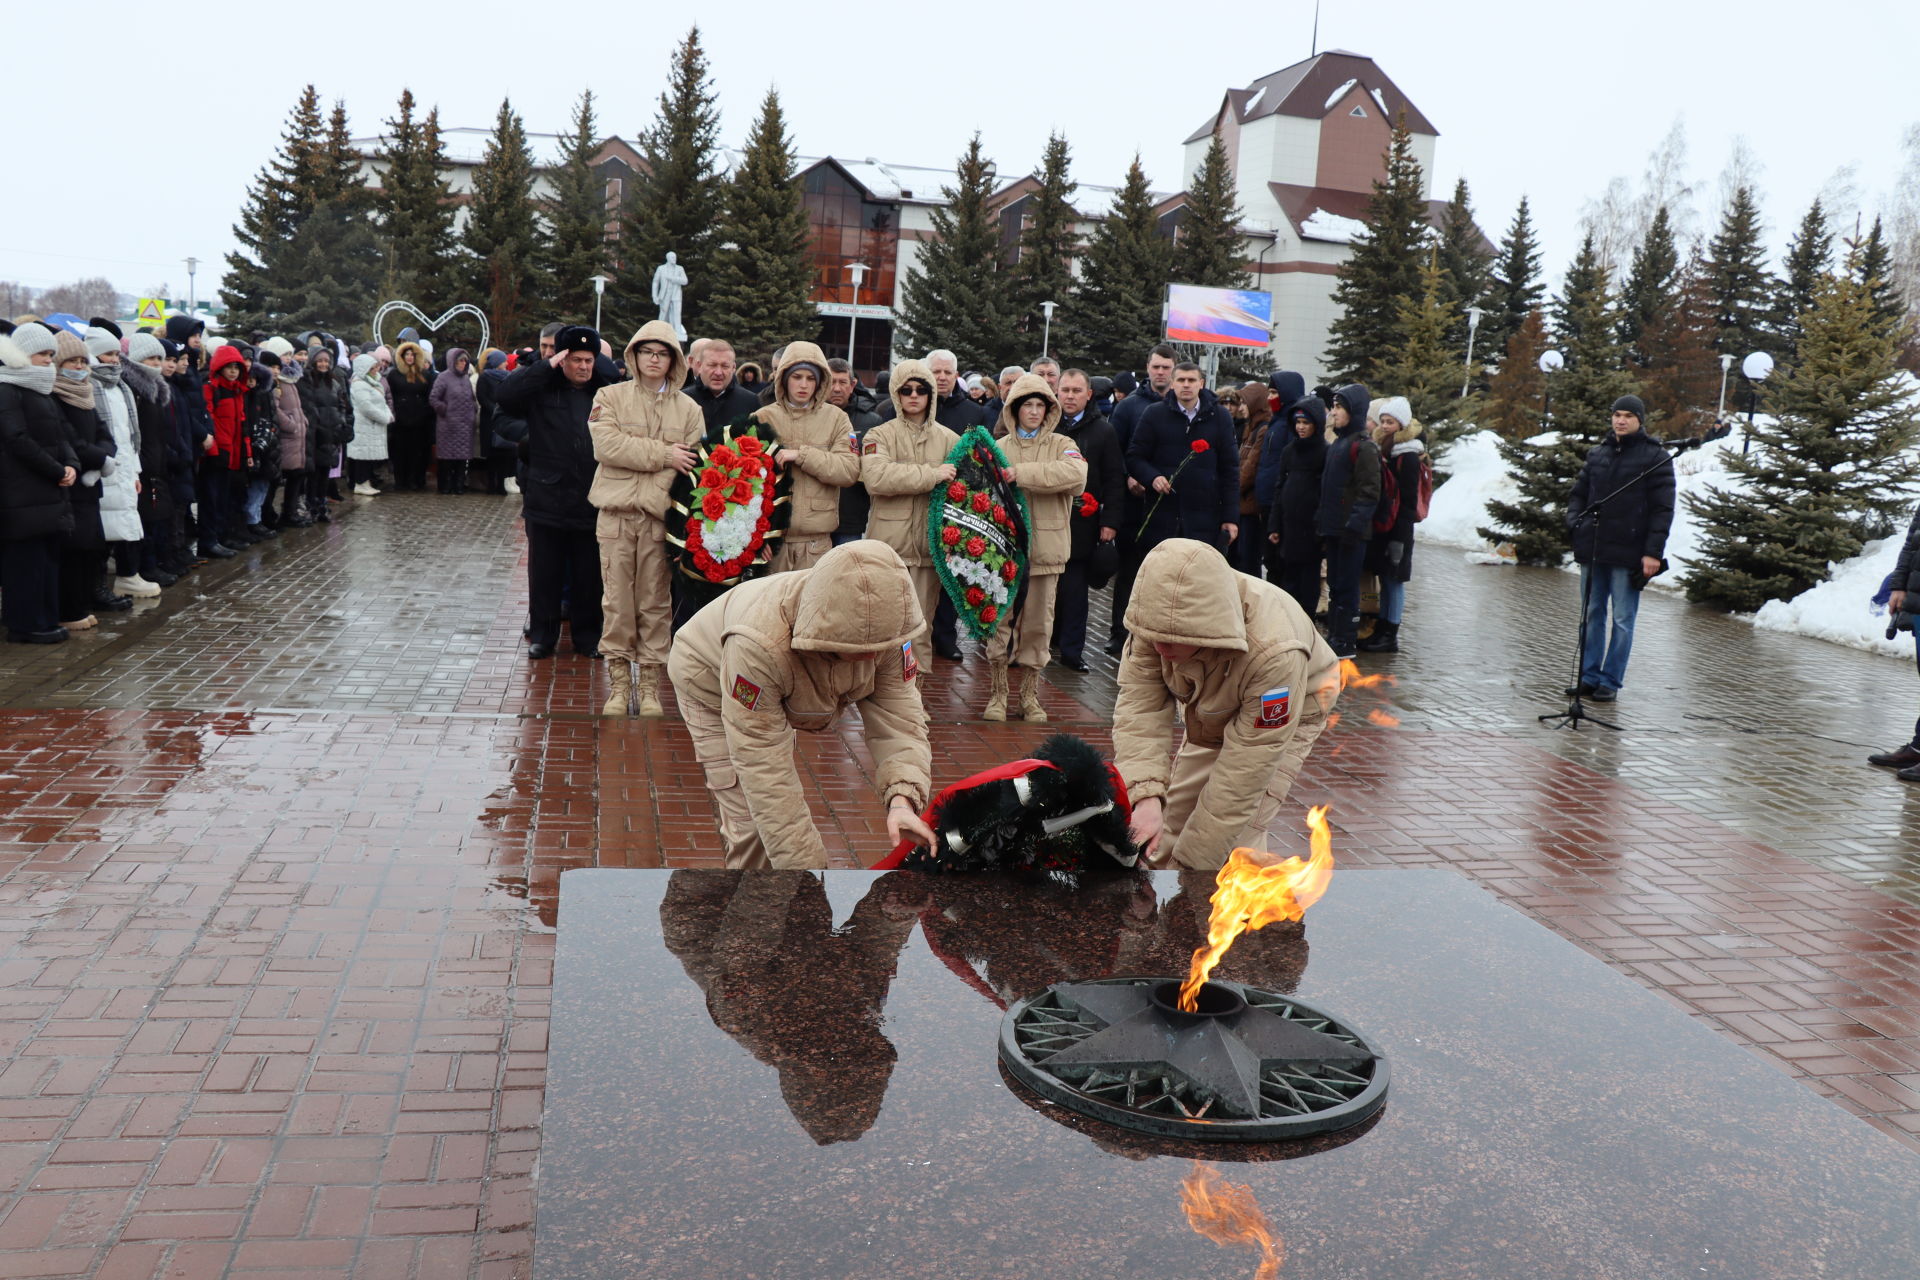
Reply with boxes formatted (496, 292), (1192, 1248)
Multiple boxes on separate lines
(1565, 394), (1676, 703)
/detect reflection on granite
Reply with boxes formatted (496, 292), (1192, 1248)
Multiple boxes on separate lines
(539, 869), (1920, 1279)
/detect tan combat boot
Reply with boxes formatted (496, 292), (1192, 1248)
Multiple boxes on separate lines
(601, 660), (633, 717)
(635, 664), (665, 717)
(1018, 670), (1048, 723)
(983, 661), (1010, 721)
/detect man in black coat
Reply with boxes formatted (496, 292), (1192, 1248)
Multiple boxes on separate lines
(1126, 360), (1240, 552)
(496, 325), (614, 660)
(1104, 344), (1177, 654)
(1316, 383), (1379, 659)
(1049, 369), (1125, 670)
(1870, 504), (1920, 780)
(1565, 394), (1675, 702)
(683, 338), (761, 429)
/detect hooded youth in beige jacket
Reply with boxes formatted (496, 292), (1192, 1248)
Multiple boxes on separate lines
(1114, 538), (1341, 870)
(987, 374), (1088, 678)
(860, 358), (958, 665)
(756, 341), (859, 572)
(667, 541), (934, 869)
(588, 322), (706, 689)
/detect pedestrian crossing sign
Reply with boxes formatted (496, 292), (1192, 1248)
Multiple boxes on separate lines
(135, 298), (167, 326)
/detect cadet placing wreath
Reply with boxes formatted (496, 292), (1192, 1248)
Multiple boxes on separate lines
(928, 425), (1031, 641)
(665, 416), (793, 611)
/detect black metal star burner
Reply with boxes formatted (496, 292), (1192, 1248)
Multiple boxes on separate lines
(998, 808), (1389, 1141)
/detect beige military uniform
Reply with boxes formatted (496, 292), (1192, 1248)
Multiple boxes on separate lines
(754, 341), (858, 572)
(588, 321), (705, 674)
(860, 359), (959, 667)
(1113, 538), (1342, 870)
(988, 373), (1087, 669)
(667, 541), (932, 869)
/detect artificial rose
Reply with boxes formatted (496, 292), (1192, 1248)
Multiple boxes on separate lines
(737, 437), (764, 456)
(739, 456), (764, 478)
(729, 479), (753, 504)
(946, 481), (968, 503)
(711, 445), (739, 466)
(1000, 560), (1018, 582)
(970, 492), (992, 514)
(700, 467), (725, 489)
(701, 491), (729, 522)
(1191, 439), (1210, 454)
(992, 503), (1008, 526)
(755, 515), (770, 534)
(964, 535), (986, 558)
(980, 605), (998, 625)
(941, 526), (962, 546)
(965, 586), (986, 607)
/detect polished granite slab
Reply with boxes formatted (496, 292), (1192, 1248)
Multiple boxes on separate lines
(537, 868), (1920, 1279)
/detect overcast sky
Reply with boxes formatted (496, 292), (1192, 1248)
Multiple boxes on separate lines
(5, 0), (1915, 305)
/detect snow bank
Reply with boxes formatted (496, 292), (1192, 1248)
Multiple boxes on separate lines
(1300, 210), (1369, 244)
(1416, 425), (1915, 661)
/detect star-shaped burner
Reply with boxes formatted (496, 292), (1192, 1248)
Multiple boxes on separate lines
(999, 977), (1388, 1141)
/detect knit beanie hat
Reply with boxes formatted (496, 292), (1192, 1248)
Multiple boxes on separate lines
(12, 322), (58, 358)
(158, 337), (182, 359)
(83, 327), (121, 360)
(260, 336), (296, 360)
(1375, 395), (1412, 427)
(1612, 394), (1646, 424)
(53, 329), (89, 366)
(127, 332), (165, 363)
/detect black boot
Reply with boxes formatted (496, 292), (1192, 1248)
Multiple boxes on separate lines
(1870, 743), (1920, 769)
(1357, 620), (1400, 653)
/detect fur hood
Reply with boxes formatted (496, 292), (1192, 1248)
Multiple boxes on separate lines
(393, 341), (429, 382)
(121, 356), (171, 406)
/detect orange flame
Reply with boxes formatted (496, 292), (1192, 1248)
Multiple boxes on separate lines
(1178, 806), (1334, 1011)
(1181, 1161), (1284, 1279)
(1325, 711), (1342, 730)
(1339, 658), (1395, 689)
(1367, 708), (1400, 727)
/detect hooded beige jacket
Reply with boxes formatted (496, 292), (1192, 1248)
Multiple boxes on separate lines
(587, 322), (706, 523)
(992, 373), (1087, 573)
(860, 359), (959, 567)
(668, 541), (932, 867)
(1113, 539), (1341, 863)
(753, 341), (859, 536)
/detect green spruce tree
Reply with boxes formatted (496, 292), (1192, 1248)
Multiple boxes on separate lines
(1383, 249), (1463, 431)
(1617, 204), (1680, 368)
(221, 85), (329, 334)
(376, 91), (461, 315)
(1323, 118), (1428, 385)
(1638, 251), (1722, 437)
(1434, 177), (1493, 356)
(702, 89), (818, 367)
(1480, 234), (1639, 562)
(1479, 196), (1545, 367)
(895, 134), (1013, 372)
(1172, 128), (1248, 290)
(1684, 262), (1920, 611)
(1070, 155), (1174, 374)
(1481, 307), (1549, 440)
(540, 90), (612, 331)
(1010, 132), (1080, 353)
(616, 27), (724, 333)
(464, 98), (542, 343)
(1705, 184), (1775, 358)
(1849, 215), (1904, 336)
(1770, 197), (1832, 365)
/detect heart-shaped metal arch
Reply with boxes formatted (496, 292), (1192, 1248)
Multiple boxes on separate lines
(371, 301), (491, 361)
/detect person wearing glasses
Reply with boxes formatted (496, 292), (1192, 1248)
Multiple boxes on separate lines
(857, 359), (959, 671)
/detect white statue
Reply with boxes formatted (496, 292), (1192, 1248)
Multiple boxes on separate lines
(652, 252), (688, 342)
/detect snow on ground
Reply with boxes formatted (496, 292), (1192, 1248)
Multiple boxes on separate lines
(1419, 425), (1911, 661)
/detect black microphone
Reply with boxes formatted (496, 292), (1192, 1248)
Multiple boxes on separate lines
(1667, 436), (1707, 454)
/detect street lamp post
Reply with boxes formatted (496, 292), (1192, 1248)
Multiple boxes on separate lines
(1538, 348), (1564, 428)
(1040, 300), (1058, 358)
(845, 262), (869, 372)
(1740, 351), (1773, 455)
(589, 274), (610, 333)
(1461, 304), (1484, 399)
(1715, 353), (1735, 423)
(185, 256), (198, 319)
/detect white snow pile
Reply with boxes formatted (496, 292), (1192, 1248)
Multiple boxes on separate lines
(1300, 210), (1369, 244)
(1323, 79), (1358, 110)
(1418, 425), (1916, 660)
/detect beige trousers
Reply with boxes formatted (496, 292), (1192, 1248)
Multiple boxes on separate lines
(1161, 695), (1332, 870)
(676, 688), (775, 870)
(986, 571), (1060, 668)
(597, 512), (673, 665)
(771, 533), (832, 573)
(907, 564), (941, 667)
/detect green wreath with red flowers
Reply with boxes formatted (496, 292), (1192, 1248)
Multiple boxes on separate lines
(665, 417), (792, 587)
(927, 426), (1031, 640)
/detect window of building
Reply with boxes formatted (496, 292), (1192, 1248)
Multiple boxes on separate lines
(803, 164), (899, 304)
(1349, 105), (1367, 117)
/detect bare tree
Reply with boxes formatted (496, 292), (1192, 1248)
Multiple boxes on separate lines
(1890, 123), (1920, 324)
(1714, 138), (1766, 225)
(0, 280), (35, 317)
(33, 276), (122, 320)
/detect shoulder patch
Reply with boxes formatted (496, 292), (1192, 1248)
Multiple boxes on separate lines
(863, 439), (878, 455)
(1062, 447), (1084, 460)
(731, 676), (763, 710)
(901, 641), (919, 683)
(1257, 686), (1291, 729)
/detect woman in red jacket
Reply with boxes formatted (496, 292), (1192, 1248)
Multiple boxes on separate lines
(198, 345), (251, 556)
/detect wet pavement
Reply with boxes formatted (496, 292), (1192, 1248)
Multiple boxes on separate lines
(2, 489), (1920, 1276)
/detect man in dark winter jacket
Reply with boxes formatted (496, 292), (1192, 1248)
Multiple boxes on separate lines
(1265, 396), (1329, 616)
(1869, 505), (1920, 780)
(683, 338), (762, 428)
(496, 325), (614, 660)
(1565, 394), (1675, 701)
(1049, 369), (1125, 670)
(1104, 344), (1177, 654)
(1253, 370), (1307, 514)
(1316, 383), (1379, 659)
(829, 357), (883, 544)
(1127, 361), (1240, 553)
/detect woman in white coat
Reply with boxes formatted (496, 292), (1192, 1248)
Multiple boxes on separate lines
(85, 329), (153, 598)
(346, 353), (392, 495)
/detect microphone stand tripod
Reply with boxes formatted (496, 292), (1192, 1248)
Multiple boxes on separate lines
(1539, 438), (1691, 732)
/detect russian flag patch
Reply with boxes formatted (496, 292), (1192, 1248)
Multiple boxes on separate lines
(1257, 686), (1291, 728)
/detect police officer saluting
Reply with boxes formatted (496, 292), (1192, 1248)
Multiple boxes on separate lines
(1114, 538), (1341, 870)
(667, 541), (937, 869)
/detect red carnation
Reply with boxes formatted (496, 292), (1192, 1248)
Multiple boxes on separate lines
(711, 445), (739, 466)
(980, 605), (998, 625)
(1000, 560), (1018, 582)
(970, 492), (992, 514)
(737, 437), (764, 457)
(964, 535), (986, 558)
(1078, 491), (1099, 517)
(755, 516), (770, 534)
(701, 491), (729, 522)
(1191, 439), (1210, 454)
(965, 586), (986, 607)
(941, 526), (962, 546)
(729, 479), (753, 504)
(946, 481), (967, 503)
(700, 467), (725, 489)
